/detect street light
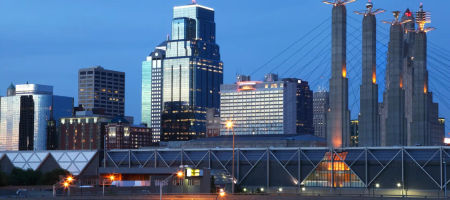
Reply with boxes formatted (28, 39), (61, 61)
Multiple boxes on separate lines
(63, 181), (70, 196)
(375, 183), (380, 188)
(160, 169), (185, 200)
(225, 120), (236, 194)
(103, 174), (115, 196)
(66, 176), (73, 183)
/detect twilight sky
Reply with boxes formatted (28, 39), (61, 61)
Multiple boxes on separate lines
(0, 0), (449, 133)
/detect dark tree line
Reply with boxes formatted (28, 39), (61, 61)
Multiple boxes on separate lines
(0, 168), (70, 186)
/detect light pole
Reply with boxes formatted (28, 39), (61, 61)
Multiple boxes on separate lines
(444, 160), (447, 197)
(103, 174), (115, 196)
(226, 120), (235, 194)
(160, 170), (184, 200)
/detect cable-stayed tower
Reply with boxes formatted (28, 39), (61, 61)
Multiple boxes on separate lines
(323, 0), (355, 148)
(355, 0), (384, 147)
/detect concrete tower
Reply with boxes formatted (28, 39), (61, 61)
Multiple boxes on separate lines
(410, 4), (438, 145)
(323, 0), (354, 148)
(356, 1), (384, 147)
(382, 12), (409, 146)
(401, 9), (416, 145)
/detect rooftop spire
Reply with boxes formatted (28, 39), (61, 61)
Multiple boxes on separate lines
(323, 0), (356, 6)
(354, 0), (385, 16)
(415, 3), (434, 32)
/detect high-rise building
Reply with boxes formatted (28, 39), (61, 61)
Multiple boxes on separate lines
(381, 11), (408, 146)
(142, 41), (167, 143)
(350, 119), (359, 147)
(78, 66), (125, 118)
(323, 0), (353, 148)
(356, 1), (383, 147)
(206, 108), (220, 137)
(105, 120), (152, 150)
(0, 84), (73, 151)
(161, 3), (223, 141)
(313, 91), (329, 138)
(283, 78), (313, 134)
(59, 112), (111, 150)
(220, 75), (297, 136)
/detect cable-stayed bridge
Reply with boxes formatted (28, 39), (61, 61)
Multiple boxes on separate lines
(249, 12), (449, 134)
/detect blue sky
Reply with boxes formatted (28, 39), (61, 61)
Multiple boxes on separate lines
(0, 0), (449, 133)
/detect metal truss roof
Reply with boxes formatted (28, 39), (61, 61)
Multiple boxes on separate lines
(0, 150), (97, 175)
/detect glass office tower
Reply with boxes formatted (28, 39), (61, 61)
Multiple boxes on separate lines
(142, 41), (166, 142)
(161, 4), (223, 141)
(0, 84), (73, 150)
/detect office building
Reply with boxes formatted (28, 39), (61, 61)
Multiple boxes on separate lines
(105, 119), (152, 150)
(59, 112), (111, 150)
(206, 108), (220, 137)
(356, 1), (383, 147)
(161, 3), (223, 141)
(220, 75), (297, 136)
(323, 0), (353, 148)
(0, 84), (73, 151)
(78, 66), (125, 117)
(350, 119), (359, 147)
(142, 41), (167, 143)
(283, 78), (313, 134)
(313, 91), (329, 139)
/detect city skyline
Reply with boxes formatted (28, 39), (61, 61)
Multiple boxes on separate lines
(0, 0), (449, 133)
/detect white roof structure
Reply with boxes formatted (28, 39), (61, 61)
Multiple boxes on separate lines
(1, 150), (97, 175)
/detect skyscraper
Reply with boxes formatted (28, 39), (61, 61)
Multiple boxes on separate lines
(313, 91), (329, 138)
(78, 66), (125, 118)
(323, 0), (354, 148)
(161, 3), (223, 141)
(142, 41), (167, 142)
(356, 1), (383, 147)
(0, 84), (73, 150)
(283, 78), (313, 134)
(220, 75), (297, 136)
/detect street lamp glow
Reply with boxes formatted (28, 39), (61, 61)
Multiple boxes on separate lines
(278, 187), (283, 192)
(260, 187), (264, 192)
(66, 176), (73, 182)
(219, 188), (226, 197)
(375, 183), (380, 188)
(63, 182), (69, 188)
(177, 171), (184, 177)
(243, 188), (247, 192)
(301, 187), (306, 191)
(109, 175), (115, 181)
(397, 183), (401, 188)
(225, 121), (233, 129)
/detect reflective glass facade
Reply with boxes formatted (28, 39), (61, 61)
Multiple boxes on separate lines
(0, 84), (73, 150)
(162, 4), (223, 141)
(0, 96), (21, 150)
(142, 43), (166, 143)
(220, 81), (297, 135)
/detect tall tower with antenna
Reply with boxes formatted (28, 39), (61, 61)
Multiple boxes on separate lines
(355, 0), (384, 147)
(323, 0), (355, 148)
(401, 8), (416, 145)
(410, 4), (441, 145)
(381, 11), (410, 146)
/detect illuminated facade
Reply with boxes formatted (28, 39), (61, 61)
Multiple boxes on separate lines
(78, 66), (125, 117)
(313, 91), (329, 139)
(59, 115), (111, 150)
(0, 84), (73, 150)
(161, 3), (223, 141)
(142, 41), (166, 142)
(105, 122), (152, 150)
(220, 77), (297, 135)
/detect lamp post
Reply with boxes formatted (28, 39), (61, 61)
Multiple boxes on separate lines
(226, 120), (235, 194)
(160, 170), (184, 200)
(444, 160), (447, 197)
(103, 174), (115, 196)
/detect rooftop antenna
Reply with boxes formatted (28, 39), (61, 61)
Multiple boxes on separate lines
(323, 0), (356, 6)
(415, 3), (435, 32)
(382, 11), (411, 25)
(354, 0), (385, 16)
